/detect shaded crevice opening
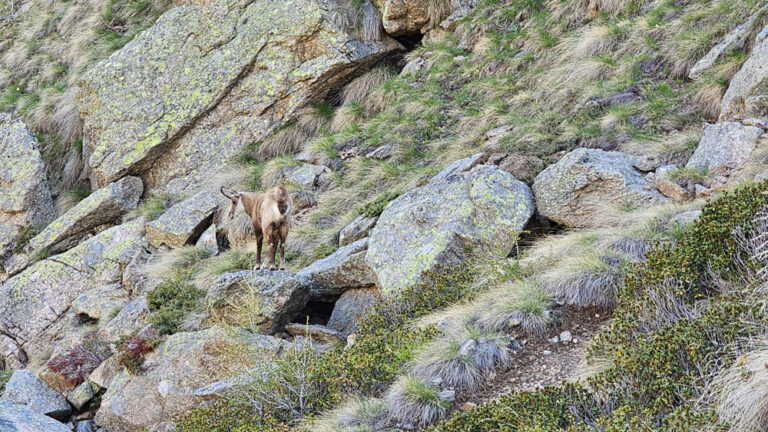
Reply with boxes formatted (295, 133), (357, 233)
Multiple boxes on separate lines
(292, 298), (339, 326)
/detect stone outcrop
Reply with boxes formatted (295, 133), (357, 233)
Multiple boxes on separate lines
(339, 215), (378, 246)
(373, 0), (446, 36)
(208, 271), (310, 334)
(720, 23), (768, 120)
(0, 402), (71, 432)
(0, 115), (55, 273)
(78, 0), (401, 195)
(0, 370), (71, 420)
(94, 326), (289, 432)
(532, 148), (666, 228)
(0, 219), (145, 367)
(367, 163), (534, 295)
(20, 176), (143, 267)
(285, 323), (344, 344)
(689, 11), (763, 80)
(328, 287), (382, 334)
(146, 188), (219, 248)
(298, 238), (376, 300)
(98, 297), (151, 344)
(685, 122), (764, 172)
(287, 164), (332, 190)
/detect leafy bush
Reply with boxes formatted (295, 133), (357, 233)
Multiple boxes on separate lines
(116, 327), (161, 373)
(147, 277), (204, 335)
(47, 339), (112, 387)
(359, 190), (401, 218)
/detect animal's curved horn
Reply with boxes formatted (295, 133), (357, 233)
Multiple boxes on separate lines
(220, 186), (235, 200)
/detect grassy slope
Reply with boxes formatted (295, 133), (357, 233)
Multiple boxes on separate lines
(0, 0), (176, 189)
(246, 0), (764, 268)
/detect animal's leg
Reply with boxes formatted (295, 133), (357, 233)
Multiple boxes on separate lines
(279, 223), (288, 270)
(255, 231), (263, 271)
(264, 224), (276, 270)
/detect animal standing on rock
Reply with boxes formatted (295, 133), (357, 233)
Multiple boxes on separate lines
(220, 185), (293, 270)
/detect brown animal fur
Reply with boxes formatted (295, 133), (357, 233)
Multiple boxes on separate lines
(221, 185), (293, 270)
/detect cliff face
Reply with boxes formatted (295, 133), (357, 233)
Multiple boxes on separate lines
(2, 0), (768, 431)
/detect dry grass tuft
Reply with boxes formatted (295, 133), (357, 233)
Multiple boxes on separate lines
(331, 103), (364, 132)
(341, 67), (396, 107)
(362, 0), (383, 41)
(385, 376), (450, 429)
(255, 126), (308, 162)
(145, 246), (211, 286)
(476, 278), (554, 336)
(311, 397), (389, 432)
(410, 325), (509, 392)
(709, 343), (768, 432)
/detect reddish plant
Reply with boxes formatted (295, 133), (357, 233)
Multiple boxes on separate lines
(47, 343), (108, 386)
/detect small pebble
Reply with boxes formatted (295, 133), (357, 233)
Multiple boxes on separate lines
(460, 402), (477, 412)
(542, 350), (552, 355)
(548, 336), (559, 344)
(559, 331), (573, 342)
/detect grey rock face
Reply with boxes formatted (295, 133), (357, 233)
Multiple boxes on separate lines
(98, 297), (150, 344)
(721, 23), (768, 120)
(208, 270), (310, 334)
(431, 153), (487, 183)
(685, 122), (764, 172)
(328, 287), (382, 334)
(339, 215), (378, 246)
(95, 327), (288, 432)
(71, 284), (130, 322)
(146, 188), (219, 248)
(298, 238), (376, 300)
(0, 115), (55, 271)
(78, 0), (401, 195)
(19, 176), (143, 270)
(367, 164), (534, 295)
(195, 224), (219, 256)
(0, 370), (71, 420)
(285, 323), (344, 344)
(0, 220), (145, 367)
(532, 148), (667, 228)
(0, 402), (71, 432)
(287, 164), (331, 190)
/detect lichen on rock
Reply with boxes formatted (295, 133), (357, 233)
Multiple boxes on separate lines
(78, 0), (402, 196)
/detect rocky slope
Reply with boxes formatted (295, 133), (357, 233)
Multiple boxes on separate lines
(1, 0), (768, 431)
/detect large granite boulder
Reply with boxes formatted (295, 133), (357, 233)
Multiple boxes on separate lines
(94, 326), (289, 432)
(146, 188), (219, 248)
(0, 115), (55, 273)
(20, 176), (143, 266)
(339, 215), (377, 246)
(328, 287), (382, 334)
(532, 148), (666, 228)
(367, 164), (534, 295)
(207, 271), (310, 334)
(98, 297), (151, 344)
(0, 220), (145, 368)
(0, 402), (71, 432)
(720, 23), (768, 120)
(685, 122), (764, 172)
(0, 370), (71, 420)
(298, 238), (376, 300)
(78, 0), (401, 195)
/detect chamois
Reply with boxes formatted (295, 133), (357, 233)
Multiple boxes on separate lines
(221, 185), (293, 270)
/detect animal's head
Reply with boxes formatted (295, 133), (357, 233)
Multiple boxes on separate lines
(270, 185), (289, 203)
(220, 186), (241, 219)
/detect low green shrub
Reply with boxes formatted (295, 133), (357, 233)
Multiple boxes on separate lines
(147, 277), (204, 335)
(359, 190), (401, 218)
(0, 370), (11, 393)
(431, 182), (768, 431)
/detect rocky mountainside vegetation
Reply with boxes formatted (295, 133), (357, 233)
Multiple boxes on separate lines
(2, 0), (768, 431)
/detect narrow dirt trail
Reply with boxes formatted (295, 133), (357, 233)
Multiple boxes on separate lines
(459, 306), (611, 407)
